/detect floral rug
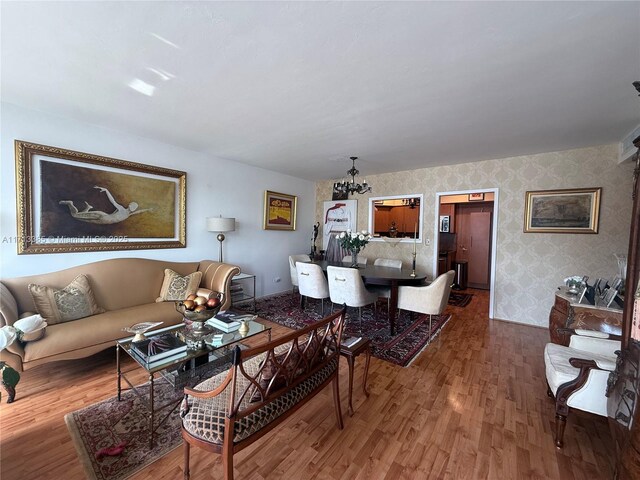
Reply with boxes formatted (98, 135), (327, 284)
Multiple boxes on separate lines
(65, 379), (184, 480)
(249, 293), (452, 367)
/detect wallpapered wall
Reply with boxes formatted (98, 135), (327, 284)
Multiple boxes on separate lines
(316, 144), (633, 327)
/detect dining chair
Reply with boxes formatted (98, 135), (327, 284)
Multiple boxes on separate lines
(397, 270), (454, 343)
(296, 262), (330, 315)
(288, 254), (311, 298)
(370, 258), (403, 316)
(327, 266), (377, 331)
(342, 255), (368, 266)
(544, 329), (620, 448)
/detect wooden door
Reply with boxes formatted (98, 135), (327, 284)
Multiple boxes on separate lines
(455, 203), (493, 289)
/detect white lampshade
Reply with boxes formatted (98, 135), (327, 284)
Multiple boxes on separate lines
(207, 217), (236, 233)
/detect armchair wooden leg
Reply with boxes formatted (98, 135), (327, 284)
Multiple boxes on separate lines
(332, 375), (344, 430)
(183, 440), (190, 480)
(222, 440), (234, 480)
(555, 413), (567, 448)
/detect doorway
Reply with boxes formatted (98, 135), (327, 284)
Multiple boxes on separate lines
(433, 189), (499, 319)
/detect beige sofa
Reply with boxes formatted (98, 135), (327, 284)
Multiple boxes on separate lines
(0, 258), (240, 373)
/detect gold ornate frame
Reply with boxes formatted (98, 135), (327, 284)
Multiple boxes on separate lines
(524, 187), (601, 234)
(263, 190), (297, 231)
(14, 140), (187, 254)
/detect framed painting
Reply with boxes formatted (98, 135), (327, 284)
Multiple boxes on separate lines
(322, 199), (357, 251)
(263, 190), (297, 231)
(14, 140), (186, 254)
(524, 187), (601, 234)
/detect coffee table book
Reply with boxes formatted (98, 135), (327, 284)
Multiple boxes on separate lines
(131, 333), (187, 363)
(207, 311), (254, 332)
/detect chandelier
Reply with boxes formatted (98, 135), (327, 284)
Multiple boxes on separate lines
(403, 197), (420, 209)
(333, 157), (372, 196)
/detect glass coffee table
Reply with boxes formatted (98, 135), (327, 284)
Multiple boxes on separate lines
(116, 318), (270, 448)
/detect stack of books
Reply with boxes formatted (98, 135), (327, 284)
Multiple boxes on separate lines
(230, 283), (244, 303)
(131, 333), (187, 364)
(207, 311), (254, 332)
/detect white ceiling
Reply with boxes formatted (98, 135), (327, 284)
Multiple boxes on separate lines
(2, 1), (639, 181)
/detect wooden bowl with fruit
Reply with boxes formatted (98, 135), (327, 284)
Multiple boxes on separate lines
(175, 292), (224, 325)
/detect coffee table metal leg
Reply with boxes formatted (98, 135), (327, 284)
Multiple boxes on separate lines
(149, 373), (154, 449)
(347, 356), (355, 416)
(116, 345), (121, 401)
(362, 347), (371, 397)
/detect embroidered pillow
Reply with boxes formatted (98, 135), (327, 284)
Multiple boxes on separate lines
(156, 269), (202, 302)
(28, 275), (104, 325)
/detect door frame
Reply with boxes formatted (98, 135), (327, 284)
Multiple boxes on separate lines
(433, 188), (499, 319)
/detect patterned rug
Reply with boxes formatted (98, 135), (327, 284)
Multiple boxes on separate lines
(65, 379), (184, 480)
(250, 293), (451, 367)
(448, 292), (473, 308)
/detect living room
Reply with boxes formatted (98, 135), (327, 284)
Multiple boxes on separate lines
(1, 2), (639, 479)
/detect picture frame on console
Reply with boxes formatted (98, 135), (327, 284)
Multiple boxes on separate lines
(523, 187), (602, 234)
(263, 190), (297, 231)
(14, 140), (187, 254)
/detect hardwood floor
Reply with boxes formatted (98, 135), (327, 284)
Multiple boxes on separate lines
(0, 290), (615, 479)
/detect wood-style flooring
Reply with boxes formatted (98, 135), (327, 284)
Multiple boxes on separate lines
(0, 290), (615, 479)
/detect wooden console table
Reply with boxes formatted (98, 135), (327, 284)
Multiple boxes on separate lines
(548, 286), (623, 345)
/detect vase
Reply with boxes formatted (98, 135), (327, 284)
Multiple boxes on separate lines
(350, 250), (360, 268)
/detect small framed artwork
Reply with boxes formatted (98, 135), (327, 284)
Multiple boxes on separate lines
(439, 215), (450, 233)
(469, 193), (484, 201)
(524, 187), (601, 234)
(263, 190), (297, 231)
(14, 140), (186, 254)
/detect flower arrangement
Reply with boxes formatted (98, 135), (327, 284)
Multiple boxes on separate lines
(336, 229), (372, 253)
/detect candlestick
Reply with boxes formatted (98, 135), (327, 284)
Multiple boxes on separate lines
(410, 252), (416, 277)
(413, 223), (417, 255)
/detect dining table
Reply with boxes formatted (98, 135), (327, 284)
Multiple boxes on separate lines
(311, 260), (428, 335)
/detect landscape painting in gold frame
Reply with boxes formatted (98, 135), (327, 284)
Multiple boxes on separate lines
(524, 187), (601, 234)
(263, 190), (297, 231)
(14, 140), (186, 254)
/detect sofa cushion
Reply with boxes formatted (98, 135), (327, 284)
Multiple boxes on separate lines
(23, 301), (182, 362)
(0, 283), (19, 327)
(156, 269), (203, 302)
(28, 275), (104, 324)
(182, 356), (337, 444)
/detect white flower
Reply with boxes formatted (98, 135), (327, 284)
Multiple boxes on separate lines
(351, 233), (357, 239)
(361, 230), (367, 235)
(346, 229), (352, 234)
(340, 232), (346, 238)
(358, 234), (365, 241)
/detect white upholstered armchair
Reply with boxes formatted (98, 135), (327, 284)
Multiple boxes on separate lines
(397, 270), (454, 342)
(288, 254), (311, 297)
(296, 262), (330, 315)
(327, 266), (377, 330)
(544, 329), (620, 448)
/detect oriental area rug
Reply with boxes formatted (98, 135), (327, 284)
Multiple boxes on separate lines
(448, 291), (473, 308)
(250, 293), (452, 367)
(65, 379), (184, 480)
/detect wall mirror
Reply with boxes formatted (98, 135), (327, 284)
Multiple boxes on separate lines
(368, 194), (424, 242)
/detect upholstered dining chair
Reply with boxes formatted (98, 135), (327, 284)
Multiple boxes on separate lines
(296, 262), (330, 315)
(370, 258), (403, 316)
(342, 255), (368, 266)
(327, 266), (377, 331)
(544, 330), (620, 448)
(288, 254), (311, 298)
(397, 270), (454, 343)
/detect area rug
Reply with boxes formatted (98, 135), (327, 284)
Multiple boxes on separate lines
(65, 378), (184, 480)
(448, 292), (473, 308)
(252, 293), (451, 367)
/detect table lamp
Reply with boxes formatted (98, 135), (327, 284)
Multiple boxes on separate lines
(207, 216), (235, 262)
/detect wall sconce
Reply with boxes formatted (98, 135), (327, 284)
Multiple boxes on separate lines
(206, 216), (236, 263)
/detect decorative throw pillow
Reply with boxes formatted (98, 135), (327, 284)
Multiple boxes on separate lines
(28, 275), (104, 325)
(156, 269), (202, 302)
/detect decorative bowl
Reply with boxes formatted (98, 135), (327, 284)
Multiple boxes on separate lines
(175, 302), (221, 322)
